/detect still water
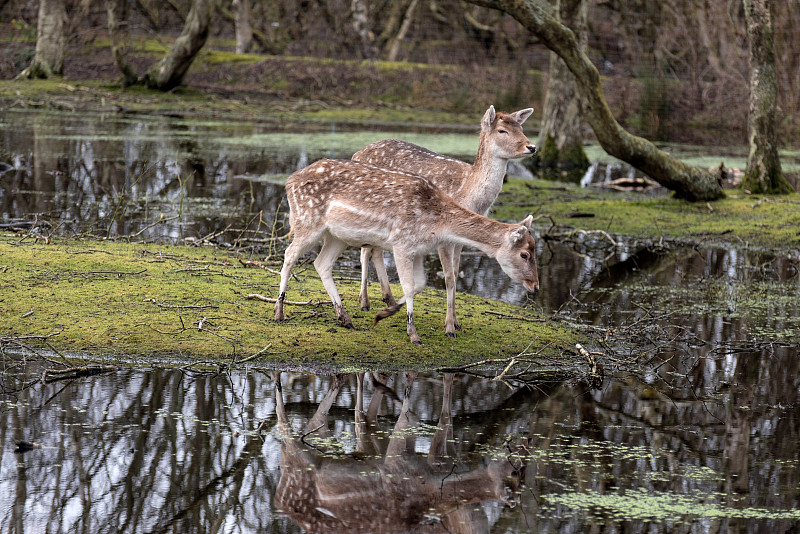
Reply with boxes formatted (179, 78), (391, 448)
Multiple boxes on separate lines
(1, 108), (800, 532)
(2, 363), (799, 533)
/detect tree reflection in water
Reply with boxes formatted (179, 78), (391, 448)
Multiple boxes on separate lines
(1, 357), (799, 532)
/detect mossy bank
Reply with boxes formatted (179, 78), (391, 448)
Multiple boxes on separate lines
(496, 178), (800, 251)
(0, 233), (580, 369)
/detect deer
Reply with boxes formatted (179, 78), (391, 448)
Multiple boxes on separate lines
(273, 158), (539, 345)
(272, 371), (529, 533)
(351, 105), (536, 337)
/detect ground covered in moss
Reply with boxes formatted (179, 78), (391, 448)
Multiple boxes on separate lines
(0, 233), (580, 370)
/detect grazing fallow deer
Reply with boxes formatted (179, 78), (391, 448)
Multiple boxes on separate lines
(352, 105), (536, 337)
(273, 159), (539, 345)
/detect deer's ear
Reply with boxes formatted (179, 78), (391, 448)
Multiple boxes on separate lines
(481, 105), (496, 132)
(520, 215), (533, 229)
(513, 108), (534, 125)
(510, 225), (528, 243)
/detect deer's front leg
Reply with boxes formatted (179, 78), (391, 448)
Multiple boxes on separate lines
(438, 243), (462, 337)
(394, 252), (422, 344)
(315, 236), (354, 329)
(274, 240), (304, 322)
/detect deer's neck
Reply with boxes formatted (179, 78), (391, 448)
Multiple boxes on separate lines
(442, 208), (507, 257)
(461, 134), (509, 213)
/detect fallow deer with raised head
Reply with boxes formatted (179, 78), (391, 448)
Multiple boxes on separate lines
(352, 105), (536, 337)
(273, 158), (538, 345)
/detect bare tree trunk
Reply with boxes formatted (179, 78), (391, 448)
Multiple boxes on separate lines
(26, 0), (66, 78)
(385, 0), (419, 62)
(741, 0), (793, 194)
(106, 0), (139, 86)
(351, 0), (377, 59)
(467, 0), (724, 201)
(537, 0), (589, 180)
(143, 0), (212, 91)
(232, 0), (252, 54)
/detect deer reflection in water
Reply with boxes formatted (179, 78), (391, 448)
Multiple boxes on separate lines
(273, 372), (529, 533)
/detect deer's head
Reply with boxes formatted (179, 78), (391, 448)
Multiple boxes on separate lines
(497, 215), (539, 293)
(481, 105), (537, 160)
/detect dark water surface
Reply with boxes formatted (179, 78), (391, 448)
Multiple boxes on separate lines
(1, 365), (799, 533)
(2, 108), (800, 532)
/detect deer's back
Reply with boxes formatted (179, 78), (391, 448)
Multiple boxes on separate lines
(352, 139), (468, 195)
(285, 159), (460, 248)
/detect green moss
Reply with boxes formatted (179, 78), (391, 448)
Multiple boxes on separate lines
(539, 132), (559, 162)
(494, 178), (800, 250)
(543, 489), (800, 521)
(0, 234), (580, 369)
(201, 49), (264, 66)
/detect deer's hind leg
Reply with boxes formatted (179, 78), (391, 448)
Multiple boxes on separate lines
(438, 243), (463, 337)
(372, 250), (398, 307)
(360, 248), (397, 312)
(315, 235), (354, 329)
(359, 247), (373, 311)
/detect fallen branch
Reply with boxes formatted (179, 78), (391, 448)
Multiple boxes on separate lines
(130, 213), (181, 238)
(142, 298), (219, 310)
(238, 259), (281, 274)
(483, 310), (546, 322)
(243, 293), (316, 306)
(42, 364), (118, 383)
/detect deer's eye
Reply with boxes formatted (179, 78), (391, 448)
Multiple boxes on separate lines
(498, 129), (508, 134)
(520, 251), (530, 261)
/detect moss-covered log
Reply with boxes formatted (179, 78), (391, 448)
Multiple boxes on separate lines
(468, 0), (724, 201)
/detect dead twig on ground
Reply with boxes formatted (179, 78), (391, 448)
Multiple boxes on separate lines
(483, 310), (546, 323)
(243, 293), (316, 306)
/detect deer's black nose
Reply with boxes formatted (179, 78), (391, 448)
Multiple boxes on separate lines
(527, 145), (537, 154)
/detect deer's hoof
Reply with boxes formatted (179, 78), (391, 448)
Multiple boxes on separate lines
(345, 323), (355, 330)
(412, 339), (423, 346)
(446, 332), (457, 338)
(360, 306), (370, 312)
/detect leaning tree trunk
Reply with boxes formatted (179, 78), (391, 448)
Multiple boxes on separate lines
(537, 0), (589, 179)
(106, 0), (138, 86)
(142, 0), (211, 91)
(468, 0), (724, 201)
(385, 0), (419, 62)
(27, 0), (66, 78)
(741, 0), (793, 194)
